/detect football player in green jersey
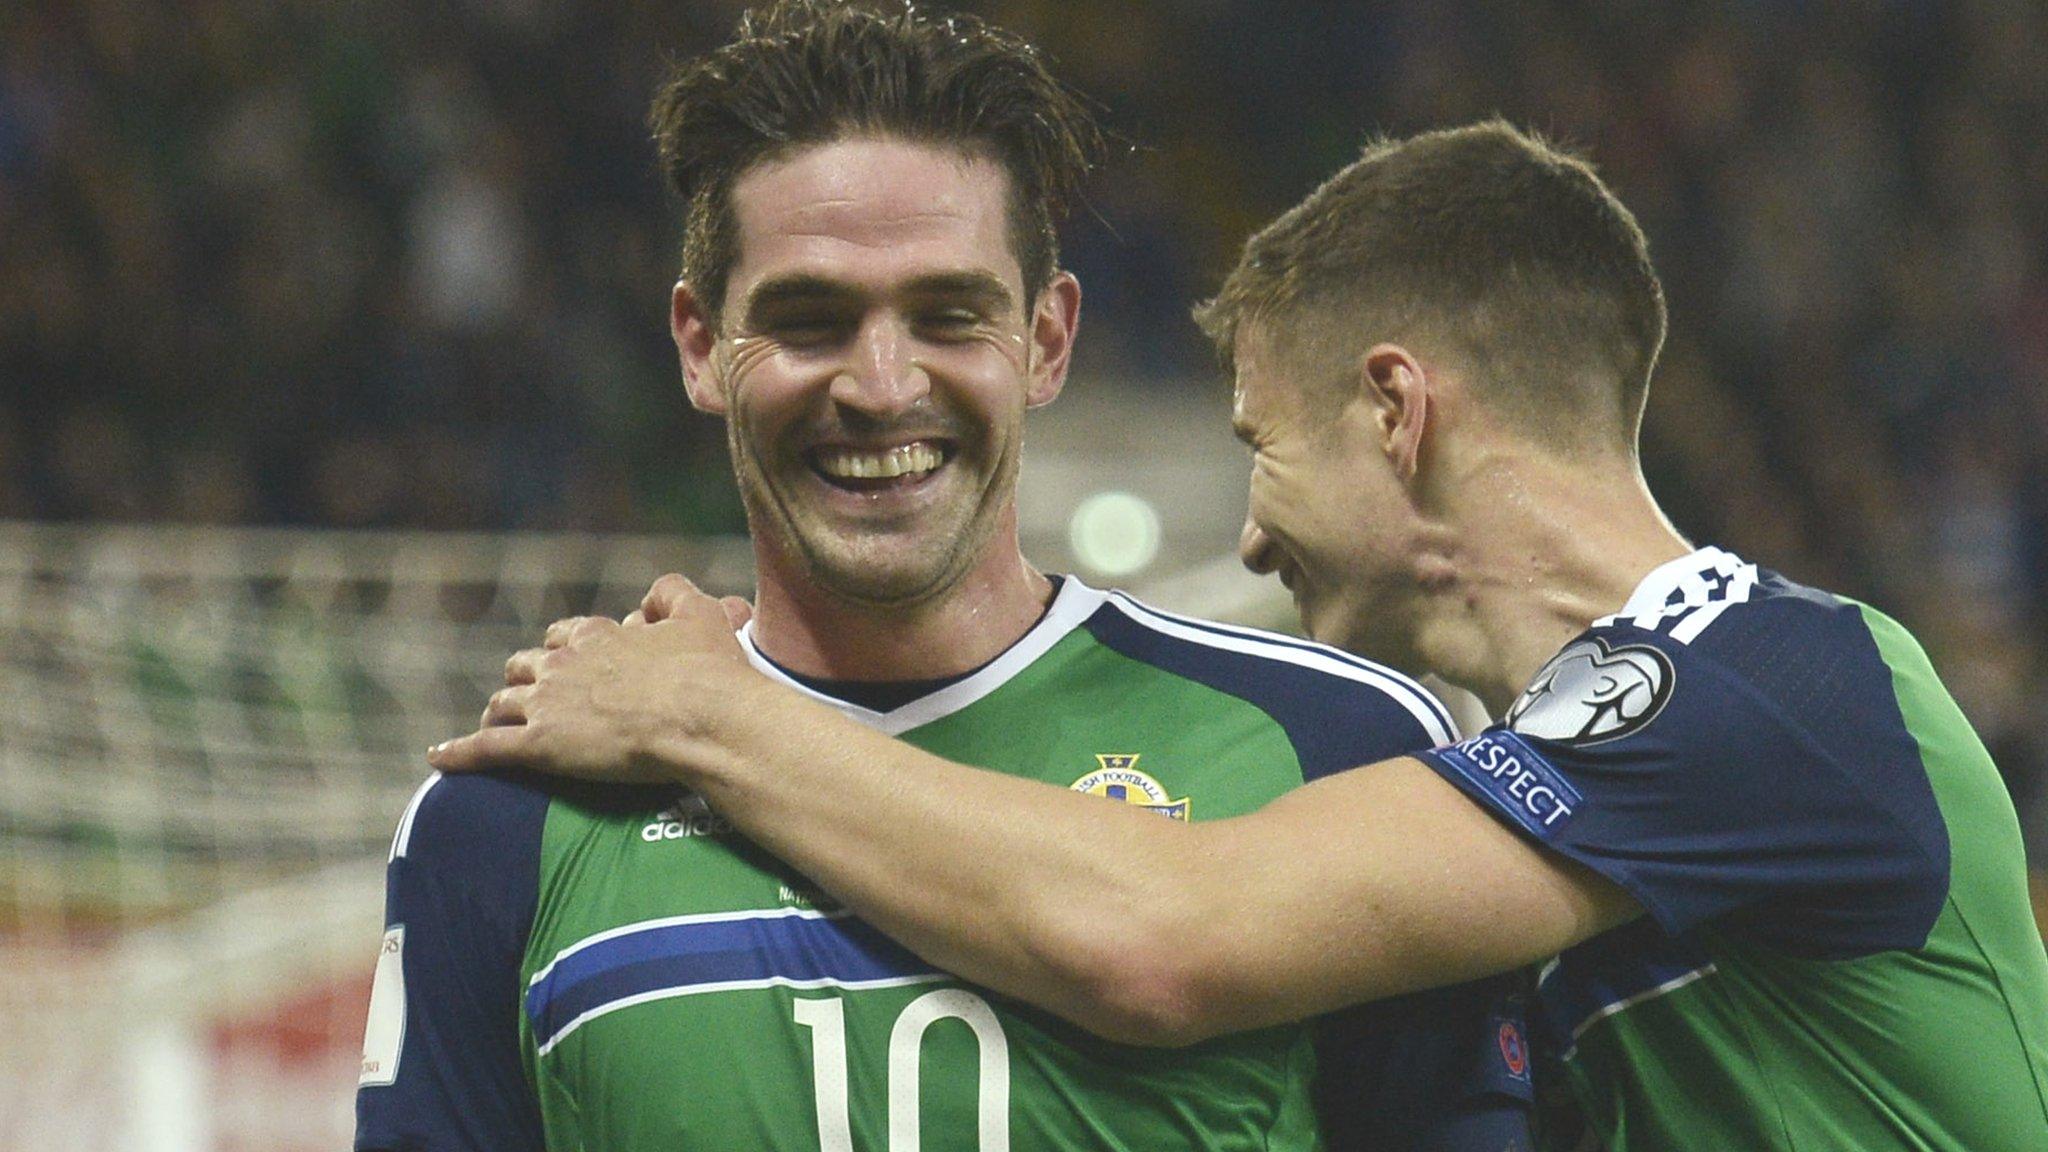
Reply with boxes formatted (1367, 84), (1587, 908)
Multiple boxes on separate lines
(438, 120), (2048, 1149)
(363, 5), (1536, 1151)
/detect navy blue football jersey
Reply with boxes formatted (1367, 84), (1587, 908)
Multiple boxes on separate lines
(1416, 547), (2048, 1150)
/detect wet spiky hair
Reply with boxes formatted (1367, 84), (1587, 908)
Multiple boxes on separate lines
(650, 0), (1103, 325)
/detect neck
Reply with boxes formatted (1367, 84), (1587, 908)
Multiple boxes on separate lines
(1411, 445), (1692, 717)
(748, 526), (1054, 682)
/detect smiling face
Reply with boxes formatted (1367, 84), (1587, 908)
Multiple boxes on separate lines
(1231, 326), (1424, 666)
(676, 137), (1077, 608)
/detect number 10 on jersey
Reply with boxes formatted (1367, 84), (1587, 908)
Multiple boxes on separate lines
(794, 989), (1011, 1151)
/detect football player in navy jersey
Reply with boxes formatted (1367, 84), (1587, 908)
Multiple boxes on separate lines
(436, 120), (2048, 1150)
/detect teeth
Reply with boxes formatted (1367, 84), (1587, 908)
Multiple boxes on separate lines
(816, 442), (944, 480)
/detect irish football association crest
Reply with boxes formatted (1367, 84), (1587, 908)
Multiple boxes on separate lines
(1069, 754), (1190, 820)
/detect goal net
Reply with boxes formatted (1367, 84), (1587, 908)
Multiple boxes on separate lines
(0, 522), (754, 1152)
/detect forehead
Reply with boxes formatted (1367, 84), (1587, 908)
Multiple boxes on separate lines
(726, 137), (1021, 302)
(1230, 324), (1302, 427)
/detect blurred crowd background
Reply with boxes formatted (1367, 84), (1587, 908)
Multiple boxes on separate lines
(2, 0), (2044, 856)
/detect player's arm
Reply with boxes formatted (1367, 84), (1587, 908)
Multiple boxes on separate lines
(683, 702), (1633, 1045)
(429, 589), (1640, 1048)
(355, 773), (548, 1151)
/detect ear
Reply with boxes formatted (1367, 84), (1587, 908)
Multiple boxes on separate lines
(1023, 271), (1081, 409)
(1358, 343), (1430, 481)
(672, 281), (727, 416)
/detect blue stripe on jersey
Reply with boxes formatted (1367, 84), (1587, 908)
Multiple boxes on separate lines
(525, 910), (942, 1052)
(1082, 596), (1450, 780)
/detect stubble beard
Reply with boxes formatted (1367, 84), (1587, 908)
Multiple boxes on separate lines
(731, 426), (1018, 611)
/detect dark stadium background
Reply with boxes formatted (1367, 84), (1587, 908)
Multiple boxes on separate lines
(3, 0), (2044, 950)
(2, 2), (2044, 1145)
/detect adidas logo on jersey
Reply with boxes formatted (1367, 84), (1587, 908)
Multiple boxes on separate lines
(641, 792), (733, 841)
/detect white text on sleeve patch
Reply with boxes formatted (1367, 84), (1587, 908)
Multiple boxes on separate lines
(359, 926), (407, 1086)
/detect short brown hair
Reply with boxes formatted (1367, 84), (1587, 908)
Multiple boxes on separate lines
(650, 0), (1103, 327)
(1195, 119), (1667, 449)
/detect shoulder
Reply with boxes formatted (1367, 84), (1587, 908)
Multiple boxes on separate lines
(1573, 559), (1913, 759)
(388, 770), (554, 868)
(1591, 550), (1873, 686)
(1507, 557), (1932, 814)
(1449, 553), (1951, 951)
(1078, 589), (1459, 776)
(390, 769), (666, 868)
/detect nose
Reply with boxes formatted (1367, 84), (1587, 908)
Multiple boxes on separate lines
(828, 313), (930, 419)
(1239, 512), (1278, 575)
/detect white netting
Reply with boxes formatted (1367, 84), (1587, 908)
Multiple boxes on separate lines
(0, 522), (754, 1152)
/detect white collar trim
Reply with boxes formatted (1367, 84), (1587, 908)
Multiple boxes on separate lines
(1614, 546), (1740, 617)
(737, 577), (1109, 735)
(1602, 546), (1759, 643)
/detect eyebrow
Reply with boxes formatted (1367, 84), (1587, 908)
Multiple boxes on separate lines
(738, 271), (1018, 329)
(899, 271), (1016, 315)
(738, 275), (859, 327)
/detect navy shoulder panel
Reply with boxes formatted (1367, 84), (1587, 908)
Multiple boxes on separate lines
(1682, 577), (1951, 947)
(1419, 565), (1949, 958)
(355, 770), (551, 1152)
(1082, 593), (1457, 780)
(392, 768), (552, 863)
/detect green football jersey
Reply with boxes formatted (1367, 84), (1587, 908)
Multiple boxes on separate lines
(1421, 548), (2048, 1150)
(357, 579), (1517, 1151)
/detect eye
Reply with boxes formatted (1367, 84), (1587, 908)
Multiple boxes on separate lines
(916, 309), (985, 340)
(763, 311), (853, 348)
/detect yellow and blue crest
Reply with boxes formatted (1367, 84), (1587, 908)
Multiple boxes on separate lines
(1068, 754), (1190, 820)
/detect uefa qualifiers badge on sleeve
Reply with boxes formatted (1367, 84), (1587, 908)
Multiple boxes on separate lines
(1507, 636), (1674, 745)
(1432, 633), (1676, 840)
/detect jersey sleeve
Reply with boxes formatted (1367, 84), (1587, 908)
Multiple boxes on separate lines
(1414, 599), (1950, 957)
(355, 771), (550, 1152)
